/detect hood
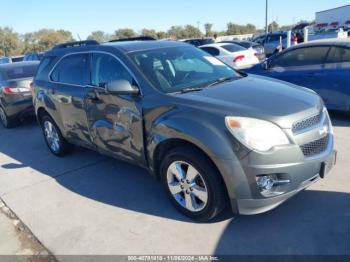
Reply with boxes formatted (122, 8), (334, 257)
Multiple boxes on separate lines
(176, 75), (323, 129)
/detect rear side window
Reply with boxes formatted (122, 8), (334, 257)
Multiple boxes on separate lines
(91, 53), (133, 87)
(326, 47), (350, 63)
(270, 47), (330, 67)
(222, 44), (246, 53)
(35, 56), (55, 81)
(200, 47), (220, 56)
(51, 54), (89, 85)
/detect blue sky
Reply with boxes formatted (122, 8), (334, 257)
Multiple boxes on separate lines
(2, 0), (350, 38)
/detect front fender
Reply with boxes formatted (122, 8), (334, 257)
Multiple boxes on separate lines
(146, 114), (250, 209)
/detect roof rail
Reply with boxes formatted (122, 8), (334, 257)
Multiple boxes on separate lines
(52, 40), (99, 50)
(109, 36), (156, 43)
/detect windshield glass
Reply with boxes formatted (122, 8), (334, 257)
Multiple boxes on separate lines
(129, 46), (239, 93)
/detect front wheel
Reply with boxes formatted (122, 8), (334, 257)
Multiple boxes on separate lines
(160, 147), (227, 222)
(40, 114), (72, 156)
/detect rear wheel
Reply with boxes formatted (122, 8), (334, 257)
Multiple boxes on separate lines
(0, 106), (18, 128)
(40, 114), (72, 156)
(160, 147), (227, 222)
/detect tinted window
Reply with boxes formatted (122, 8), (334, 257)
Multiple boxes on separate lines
(35, 57), (55, 81)
(326, 47), (350, 63)
(221, 44), (246, 53)
(2, 64), (38, 80)
(267, 34), (286, 42)
(91, 53), (133, 87)
(270, 47), (330, 67)
(200, 47), (220, 56)
(51, 54), (89, 85)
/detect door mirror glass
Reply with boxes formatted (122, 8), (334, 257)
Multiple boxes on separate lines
(106, 80), (139, 95)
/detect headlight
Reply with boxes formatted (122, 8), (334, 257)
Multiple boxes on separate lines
(225, 116), (290, 152)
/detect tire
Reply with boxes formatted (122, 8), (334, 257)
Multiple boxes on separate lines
(160, 146), (227, 222)
(0, 106), (18, 128)
(40, 114), (72, 156)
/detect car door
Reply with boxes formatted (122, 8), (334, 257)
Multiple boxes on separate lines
(323, 46), (350, 111)
(50, 53), (93, 148)
(85, 52), (145, 164)
(265, 46), (330, 93)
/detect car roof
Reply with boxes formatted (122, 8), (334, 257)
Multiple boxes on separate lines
(199, 43), (241, 48)
(102, 40), (188, 52)
(46, 40), (189, 56)
(295, 38), (350, 48)
(0, 61), (39, 69)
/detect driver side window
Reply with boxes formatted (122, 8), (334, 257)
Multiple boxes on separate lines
(91, 53), (133, 87)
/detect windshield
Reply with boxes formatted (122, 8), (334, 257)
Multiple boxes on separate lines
(222, 44), (246, 52)
(129, 46), (239, 93)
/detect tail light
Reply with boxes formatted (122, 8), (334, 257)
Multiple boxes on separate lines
(233, 55), (245, 63)
(30, 82), (34, 93)
(254, 52), (258, 56)
(3, 86), (30, 94)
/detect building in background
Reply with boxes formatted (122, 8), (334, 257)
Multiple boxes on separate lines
(315, 4), (350, 30)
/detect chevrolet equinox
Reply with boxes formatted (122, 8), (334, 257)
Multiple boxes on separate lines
(33, 40), (336, 221)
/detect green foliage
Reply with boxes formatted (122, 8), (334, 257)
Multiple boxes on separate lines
(141, 28), (158, 39)
(0, 27), (21, 56)
(167, 25), (202, 39)
(113, 28), (136, 40)
(87, 31), (111, 43)
(22, 29), (74, 53)
(227, 23), (256, 35)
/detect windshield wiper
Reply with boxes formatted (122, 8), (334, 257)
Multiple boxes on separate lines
(177, 87), (205, 94)
(206, 76), (238, 88)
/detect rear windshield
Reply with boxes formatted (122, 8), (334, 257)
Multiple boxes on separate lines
(222, 44), (246, 53)
(1, 64), (38, 80)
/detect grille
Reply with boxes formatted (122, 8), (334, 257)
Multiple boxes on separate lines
(292, 112), (322, 133)
(300, 135), (329, 157)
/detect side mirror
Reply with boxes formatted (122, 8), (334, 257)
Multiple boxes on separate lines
(106, 80), (139, 95)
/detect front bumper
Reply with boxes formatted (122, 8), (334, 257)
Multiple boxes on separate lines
(235, 145), (336, 215)
(237, 150), (336, 215)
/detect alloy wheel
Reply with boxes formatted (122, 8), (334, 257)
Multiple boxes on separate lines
(166, 161), (208, 212)
(44, 120), (60, 153)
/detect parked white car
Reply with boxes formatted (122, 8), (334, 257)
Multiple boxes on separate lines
(199, 43), (260, 69)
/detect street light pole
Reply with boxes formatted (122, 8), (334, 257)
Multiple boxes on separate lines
(265, 0), (268, 35)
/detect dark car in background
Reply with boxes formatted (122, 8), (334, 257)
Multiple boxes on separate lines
(32, 40), (336, 221)
(246, 39), (350, 112)
(180, 38), (214, 47)
(23, 52), (44, 61)
(0, 61), (39, 128)
(252, 32), (287, 57)
(219, 40), (266, 61)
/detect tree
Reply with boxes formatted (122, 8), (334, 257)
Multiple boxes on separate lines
(204, 23), (213, 37)
(21, 29), (74, 53)
(183, 25), (202, 38)
(141, 28), (158, 39)
(227, 23), (257, 35)
(87, 31), (111, 43)
(268, 21), (279, 32)
(167, 26), (186, 39)
(156, 31), (168, 39)
(0, 27), (22, 56)
(114, 28), (136, 39)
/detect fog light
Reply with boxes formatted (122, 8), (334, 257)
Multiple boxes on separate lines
(256, 175), (277, 192)
(256, 174), (291, 197)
